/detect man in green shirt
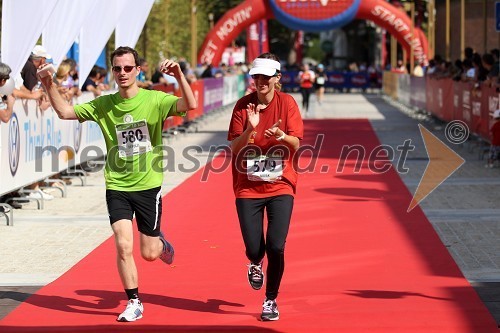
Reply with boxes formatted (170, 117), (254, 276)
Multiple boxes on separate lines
(39, 46), (197, 322)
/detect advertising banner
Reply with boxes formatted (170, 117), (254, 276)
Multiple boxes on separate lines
(203, 78), (224, 114)
(223, 75), (240, 106)
(0, 93), (106, 196)
(410, 76), (426, 110)
(398, 74), (411, 106)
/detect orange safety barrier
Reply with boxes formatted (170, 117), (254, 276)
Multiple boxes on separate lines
(185, 80), (204, 122)
(151, 83), (185, 131)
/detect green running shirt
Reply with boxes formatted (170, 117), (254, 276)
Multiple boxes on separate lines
(74, 89), (183, 191)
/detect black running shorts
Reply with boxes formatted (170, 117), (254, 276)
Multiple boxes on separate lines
(106, 186), (163, 237)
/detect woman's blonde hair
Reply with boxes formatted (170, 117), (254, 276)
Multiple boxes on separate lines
(56, 63), (71, 80)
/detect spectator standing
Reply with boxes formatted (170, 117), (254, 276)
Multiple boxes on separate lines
(14, 45), (46, 101)
(486, 110), (500, 168)
(63, 58), (81, 96)
(81, 65), (105, 97)
(151, 61), (168, 84)
(472, 53), (487, 82)
(483, 53), (499, 88)
(54, 62), (74, 101)
(20, 45), (50, 91)
(137, 58), (153, 89)
(0, 62), (15, 123)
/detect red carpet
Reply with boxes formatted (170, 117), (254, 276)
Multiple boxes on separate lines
(0, 119), (497, 332)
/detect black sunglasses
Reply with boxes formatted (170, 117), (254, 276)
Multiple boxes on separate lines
(112, 65), (136, 73)
(251, 72), (279, 80)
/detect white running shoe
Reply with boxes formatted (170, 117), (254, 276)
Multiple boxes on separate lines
(117, 299), (143, 322)
(28, 191), (54, 200)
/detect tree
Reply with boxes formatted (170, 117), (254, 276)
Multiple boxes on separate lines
(133, 0), (242, 74)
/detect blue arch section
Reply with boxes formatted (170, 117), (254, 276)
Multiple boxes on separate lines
(268, 0), (362, 32)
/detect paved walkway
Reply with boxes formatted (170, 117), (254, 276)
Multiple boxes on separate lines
(0, 92), (499, 324)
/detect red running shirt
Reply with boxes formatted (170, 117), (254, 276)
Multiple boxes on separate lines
(491, 121), (500, 146)
(299, 70), (315, 89)
(228, 91), (304, 198)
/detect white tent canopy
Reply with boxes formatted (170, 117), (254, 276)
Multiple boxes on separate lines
(1, 0), (58, 79)
(115, 0), (155, 51)
(78, 0), (127, 89)
(42, 0), (100, 67)
(1, 0), (153, 85)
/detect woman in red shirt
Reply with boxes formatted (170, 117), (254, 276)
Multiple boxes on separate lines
(487, 109), (500, 168)
(228, 53), (304, 321)
(297, 63), (315, 113)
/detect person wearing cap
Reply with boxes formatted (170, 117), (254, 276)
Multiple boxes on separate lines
(0, 62), (15, 123)
(486, 109), (500, 168)
(21, 45), (51, 91)
(314, 63), (327, 105)
(14, 45), (48, 101)
(228, 52), (303, 321)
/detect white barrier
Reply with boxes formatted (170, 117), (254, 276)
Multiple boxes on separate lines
(223, 75), (240, 106)
(0, 92), (107, 196)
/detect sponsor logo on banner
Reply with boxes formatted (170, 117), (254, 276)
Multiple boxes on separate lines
(8, 113), (21, 176)
(329, 74), (345, 84)
(351, 75), (367, 86)
(281, 73), (295, 84)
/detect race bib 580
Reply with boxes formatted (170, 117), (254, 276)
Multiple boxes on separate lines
(115, 120), (152, 158)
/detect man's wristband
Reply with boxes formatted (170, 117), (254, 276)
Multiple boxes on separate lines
(276, 131), (286, 141)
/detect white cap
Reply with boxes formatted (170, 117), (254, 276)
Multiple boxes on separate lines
(31, 45), (51, 59)
(494, 109), (500, 119)
(249, 58), (280, 76)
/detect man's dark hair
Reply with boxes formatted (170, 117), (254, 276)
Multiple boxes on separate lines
(110, 46), (139, 66)
(464, 47), (474, 59)
(482, 53), (494, 66)
(490, 49), (499, 60)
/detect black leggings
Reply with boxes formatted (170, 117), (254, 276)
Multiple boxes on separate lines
(235, 195), (294, 300)
(300, 87), (313, 111)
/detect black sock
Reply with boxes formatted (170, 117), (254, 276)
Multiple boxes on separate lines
(125, 288), (139, 300)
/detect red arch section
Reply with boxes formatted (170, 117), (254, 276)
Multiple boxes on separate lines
(198, 0), (270, 66)
(356, 0), (429, 66)
(198, 0), (428, 67)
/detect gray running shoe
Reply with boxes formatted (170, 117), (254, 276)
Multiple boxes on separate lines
(247, 262), (264, 290)
(159, 231), (175, 265)
(260, 298), (279, 321)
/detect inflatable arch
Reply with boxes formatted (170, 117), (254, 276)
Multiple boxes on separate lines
(198, 0), (429, 67)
